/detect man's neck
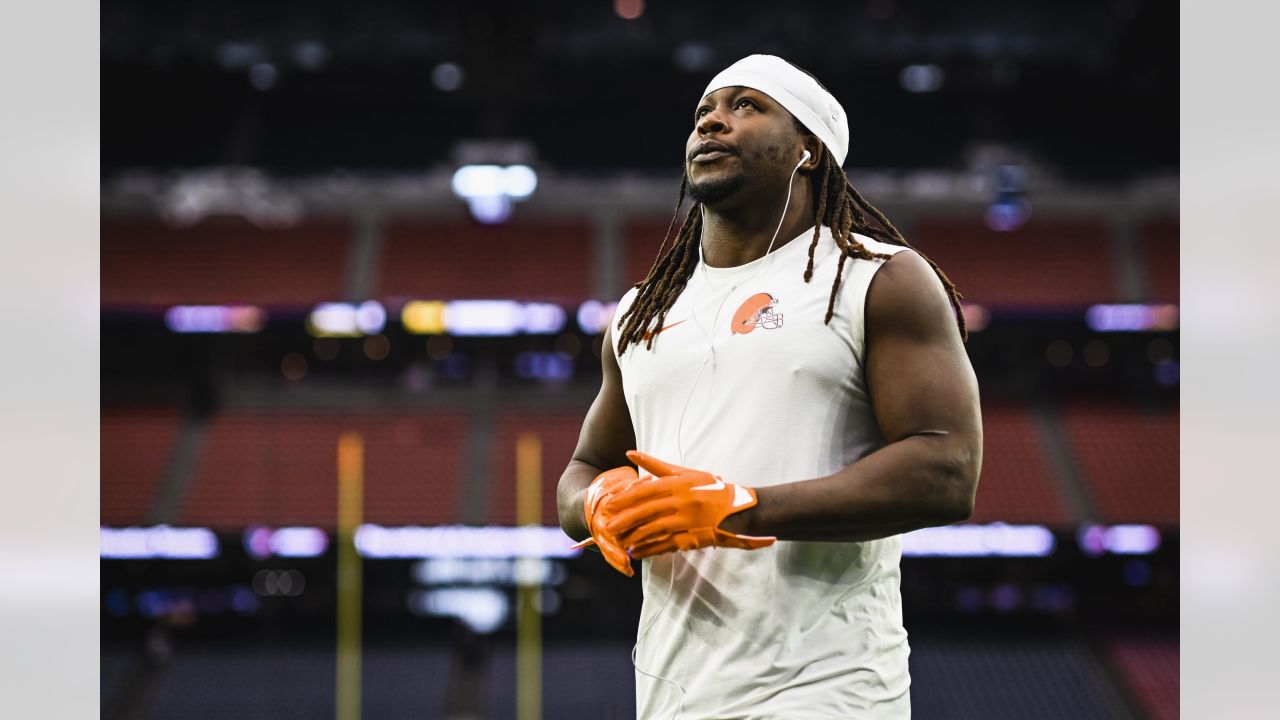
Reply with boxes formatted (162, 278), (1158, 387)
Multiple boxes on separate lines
(699, 190), (816, 268)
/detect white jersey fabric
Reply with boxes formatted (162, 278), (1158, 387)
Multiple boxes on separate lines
(611, 225), (914, 719)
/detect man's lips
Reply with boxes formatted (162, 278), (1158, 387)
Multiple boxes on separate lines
(689, 139), (736, 163)
(691, 150), (733, 164)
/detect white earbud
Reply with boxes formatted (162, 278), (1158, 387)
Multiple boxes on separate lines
(800, 149), (811, 164)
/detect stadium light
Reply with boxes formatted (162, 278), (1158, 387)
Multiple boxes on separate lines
(1085, 303), (1179, 332)
(984, 164), (1031, 232)
(243, 525), (329, 559)
(576, 300), (620, 334)
(408, 588), (509, 633)
(431, 62), (465, 92)
(901, 523), (1056, 557)
(354, 524), (584, 559)
(401, 300), (447, 334)
(412, 558), (567, 586)
(451, 164), (539, 224)
(440, 300), (567, 336)
(306, 300), (386, 337)
(900, 64), (944, 93)
(165, 305), (266, 334)
(1077, 524), (1162, 556)
(100, 526), (221, 560)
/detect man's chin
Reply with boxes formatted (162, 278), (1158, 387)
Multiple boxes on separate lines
(688, 172), (748, 206)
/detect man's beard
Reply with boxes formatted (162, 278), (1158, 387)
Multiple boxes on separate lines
(688, 171), (748, 205)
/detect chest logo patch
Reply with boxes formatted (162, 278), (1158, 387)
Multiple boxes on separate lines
(730, 292), (784, 335)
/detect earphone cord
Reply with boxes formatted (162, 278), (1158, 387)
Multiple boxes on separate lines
(634, 155), (807, 720)
(630, 563), (686, 718)
(696, 158), (804, 305)
(676, 155), (806, 464)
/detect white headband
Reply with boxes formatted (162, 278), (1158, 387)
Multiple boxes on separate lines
(701, 54), (849, 166)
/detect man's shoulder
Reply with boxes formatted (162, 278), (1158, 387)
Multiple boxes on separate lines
(872, 247), (935, 288)
(865, 248), (958, 341)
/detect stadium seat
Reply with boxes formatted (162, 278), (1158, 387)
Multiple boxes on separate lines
(489, 411), (585, 526)
(1106, 635), (1179, 720)
(914, 218), (1119, 308)
(1139, 217), (1179, 302)
(623, 218), (682, 289)
(380, 220), (593, 302)
(101, 408), (182, 526)
(180, 412), (468, 530)
(908, 630), (1132, 719)
(627, 216), (1122, 310)
(971, 406), (1075, 526)
(1060, 405), (1179, 526)
(101, 217), (350, 308)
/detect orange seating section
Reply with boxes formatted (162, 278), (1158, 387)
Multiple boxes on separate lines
(101, 403), (1177, 529)
(102, 217), (349, 307)
(101, 214), (1175, 310)
(914, 219), (1118, 307)
(972, 406), (1074, 526)
(379, 221), (593, 302)
(1061, 405), (1179, 526)
(488, 411), (585, 526)
(101, 409), (182, 525)
(179, 412), (467, 530)
(1140, 218), (1179, 302)
(1107, 636), (1179, 720)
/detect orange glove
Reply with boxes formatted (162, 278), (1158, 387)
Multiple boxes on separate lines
(569, 465), (641, 576)
(604, 450), (776, 560)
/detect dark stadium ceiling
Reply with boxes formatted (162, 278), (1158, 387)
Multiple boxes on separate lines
(102, 0), (1176, 181)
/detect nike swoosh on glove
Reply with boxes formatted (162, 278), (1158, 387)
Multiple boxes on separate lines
(569, 465), (641, 576)
(603, 450), (776, 560)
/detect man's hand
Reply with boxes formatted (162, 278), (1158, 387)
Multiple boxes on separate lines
(605, 450), (776, 559)
(570, 465), (641, 576)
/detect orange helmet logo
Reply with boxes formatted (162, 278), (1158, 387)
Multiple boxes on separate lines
(730, 292), (784, 335)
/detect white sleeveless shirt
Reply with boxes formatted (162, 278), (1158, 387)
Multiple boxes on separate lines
(611, 225), (913, 719)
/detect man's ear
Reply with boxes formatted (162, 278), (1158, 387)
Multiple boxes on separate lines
(800, 136), (823, 172)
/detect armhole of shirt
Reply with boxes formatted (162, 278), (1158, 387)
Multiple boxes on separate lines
(609, 286), (641, 365)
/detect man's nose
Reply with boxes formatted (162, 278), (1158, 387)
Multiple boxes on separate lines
(696, 107), (728, 135)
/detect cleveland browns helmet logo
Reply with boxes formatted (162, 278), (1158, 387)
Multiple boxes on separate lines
(730, 292), (784, 335)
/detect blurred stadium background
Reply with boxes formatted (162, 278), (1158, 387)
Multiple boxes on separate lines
(101, 1), (1178, 718)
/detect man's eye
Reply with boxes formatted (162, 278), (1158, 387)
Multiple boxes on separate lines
(736, 99), (756, 109)
(695, 107), (710, 119)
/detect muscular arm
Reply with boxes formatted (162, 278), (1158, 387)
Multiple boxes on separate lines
(722, 250), (983, 541)
(557, 323), (637, 543)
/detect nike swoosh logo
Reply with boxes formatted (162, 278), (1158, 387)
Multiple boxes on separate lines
(690, 476), (726, 492)
(642, 319), (687, 341)
(691, 477), (754, 508)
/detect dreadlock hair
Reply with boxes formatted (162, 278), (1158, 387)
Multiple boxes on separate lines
(614, 139), (968, 355)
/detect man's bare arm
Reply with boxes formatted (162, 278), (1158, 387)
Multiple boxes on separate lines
(721, 250), (983, 541)
(557, 323), (638, 542)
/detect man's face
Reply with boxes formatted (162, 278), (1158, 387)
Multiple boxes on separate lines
(685, 86), (802, 207)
